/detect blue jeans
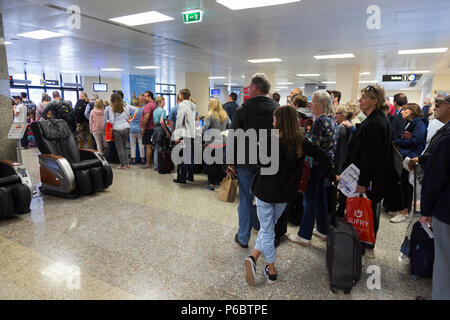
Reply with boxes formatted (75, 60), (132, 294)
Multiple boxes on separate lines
(298, 176), (328, 240)
(255, 198), (287, 263)
(236, 167), (258, 245)
(153, 145), (161, 169)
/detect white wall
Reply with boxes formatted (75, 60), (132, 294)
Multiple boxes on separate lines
(82, 76), (122, 102)
(385, 90), (423, 106)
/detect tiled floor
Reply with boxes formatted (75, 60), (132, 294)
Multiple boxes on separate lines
(0, 147), (432, 300)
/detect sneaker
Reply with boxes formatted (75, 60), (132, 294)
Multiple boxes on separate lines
(365, 248), (375, 259)
(287, 234), (311, 246)
(264, 265), (277, 284)
(235, 233), (248, 248)
(390, 213), (407, 223)
(244, 256), (257, 286)
(173, 178), (186, 184)
(204, 185), (215, 191)
(313, 229), (327, 241)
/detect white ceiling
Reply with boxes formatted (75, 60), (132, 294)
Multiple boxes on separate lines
(2, 0), (450, 91)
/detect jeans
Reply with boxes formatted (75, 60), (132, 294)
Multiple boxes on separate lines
(236, 167), (258, 245)
(130, 133), (144, 159)
(153, 145), (161, 169)
(298, 177), (328, 240)
(255, 198), (287, 264)
(113, 128), (130, 167)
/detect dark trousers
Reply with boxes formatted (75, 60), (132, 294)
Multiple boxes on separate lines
(206, 148), (225, 185)
(177, 138), (194, 182)
(400, 168), (413, 213)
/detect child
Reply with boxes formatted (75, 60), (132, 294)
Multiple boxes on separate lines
(245, 105), (336, 286)
(26, 109), (36, 147)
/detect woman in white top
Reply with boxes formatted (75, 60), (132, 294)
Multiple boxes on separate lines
(106, 93), (137, 169)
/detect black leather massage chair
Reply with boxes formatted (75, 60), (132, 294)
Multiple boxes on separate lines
(31, 119), (113, 198)
(0, 160), (32, 218)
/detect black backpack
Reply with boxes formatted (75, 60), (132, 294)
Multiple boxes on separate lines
(75, 100), (88, 123)
(55, 100), (76, 132)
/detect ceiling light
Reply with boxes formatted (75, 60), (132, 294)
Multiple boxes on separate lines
(135, 66), (160, 70)
(248, 58), (282, 63)
(321, 81), (336, 84)
(398, 48), (448, 55)
(17, 30), (64, 40)
(224, 83), (238, 86)
(278, 82), (294, 85)
(109, 11), (174, 26)
(314, 53), (355, 60)
(241, 76), (245, 78)
(217, 0), (301, 10)
(296, 74), (320, 77)
(399, 70), (430, 74)
(100, 68), (124, 72)
(360, 72), (371, 75)
(359, 80), (378, 83)
(1, 40), (12, 45)
(209, 76), (226, 80)
(61, 70), (80, 73)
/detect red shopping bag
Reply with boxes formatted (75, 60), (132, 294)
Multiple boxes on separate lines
(345, 195), (375, 245)
(105, 122), (114, 141)
(298, 156), (312, 192)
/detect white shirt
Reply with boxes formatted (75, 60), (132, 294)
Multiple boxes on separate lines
(14, 103), (27, 123)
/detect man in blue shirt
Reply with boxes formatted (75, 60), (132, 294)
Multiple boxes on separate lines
(223, 92), (239, 121)
(168, 97), (180, 130)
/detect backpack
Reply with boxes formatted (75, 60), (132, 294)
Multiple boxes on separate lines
(55, 100), (76, 132)
(75, 100), (88, 123)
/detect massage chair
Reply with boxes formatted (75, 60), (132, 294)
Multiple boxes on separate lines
(31, 119), (113, 198)
(0, 161), (32, 218)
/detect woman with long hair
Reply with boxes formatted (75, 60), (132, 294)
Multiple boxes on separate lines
(203, 98), (231, 190)
(89, 99), (106, 153)
(129, 98), (145, 165)
(106, 93), (138, 169)
(245, 105), (334, 286)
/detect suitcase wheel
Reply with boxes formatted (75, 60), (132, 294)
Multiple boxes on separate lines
(344, 288), (351, 294)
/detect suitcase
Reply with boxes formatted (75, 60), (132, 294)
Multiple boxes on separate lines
(326, 184), (362, 294)
(287, 192), (304, 226)
(158, 150), (174, 174)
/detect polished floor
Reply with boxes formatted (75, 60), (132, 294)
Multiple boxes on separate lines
(0, 147), (432, 300)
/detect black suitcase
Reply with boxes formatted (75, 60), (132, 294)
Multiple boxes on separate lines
(287, 192), (304, 226)
(326, 184), (362, 294)
(158, 150), (174, 174)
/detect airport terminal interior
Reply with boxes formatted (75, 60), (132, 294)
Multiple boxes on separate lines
(0, 0), (449, 300)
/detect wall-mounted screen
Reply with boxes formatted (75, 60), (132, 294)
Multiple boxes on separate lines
(93, 83), (108, 92)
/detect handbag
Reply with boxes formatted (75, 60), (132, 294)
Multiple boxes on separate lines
(298, 156), (313, 192)
(218, 174), (238, 203)
(105, 122), (114, 141)
(345, 194), (375, 245)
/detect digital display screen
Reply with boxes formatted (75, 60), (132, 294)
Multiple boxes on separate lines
(93, 83), (108, 92)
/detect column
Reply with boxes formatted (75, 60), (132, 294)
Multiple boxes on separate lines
(0, 12), (17, 161)
(185, 72), (209, 116)
(431, 74), (450, 97)
(336, 64), (360, 104)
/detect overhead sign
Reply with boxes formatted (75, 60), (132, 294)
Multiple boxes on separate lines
(41, 79), (60, 86)
(382, 74), (417, 82)
(62, 82), (82, 88)
(9, 76), (31, 85)
(183, 9), (204, 24)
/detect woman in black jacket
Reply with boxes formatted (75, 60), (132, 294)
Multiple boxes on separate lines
(244, 106), (334, 287)
(346, 85), (393, 260)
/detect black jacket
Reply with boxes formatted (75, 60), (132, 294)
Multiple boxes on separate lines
(421, 133), (450, 225)
(252, 139), (335, 204)
(231, 96), (279, 170)
(74, 99), (89, 124)
(418, 121), (450, 169)
(347, 109), (393, 202)
(223, 101), (239, 121)
(390, 109), (407, 140)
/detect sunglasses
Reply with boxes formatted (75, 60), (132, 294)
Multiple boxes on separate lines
(435, 101), (450, 108)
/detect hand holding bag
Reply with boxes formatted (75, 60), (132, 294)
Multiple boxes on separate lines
(218, 174), (238, 203)
(345, 194), (375, 245)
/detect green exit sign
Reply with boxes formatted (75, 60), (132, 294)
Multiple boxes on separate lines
(183, 9), (204, 24)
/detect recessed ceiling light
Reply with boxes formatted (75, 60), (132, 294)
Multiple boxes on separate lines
(135, 66), (160, 70)
(217, 0), (301, 10)
(359, 80), (378, 83)
(1, 40), (12, 45)
(17, 30), (64, 40)
(321, 81), (336, 84)
(296, 74), (320, 77)
(314, 53), (355, 60)
(248, 58), (282, 63)
(224, 83), (238, 86)
(241, 76), (245, 78)
(399, 70), (430, 74)
(278, 82), (294, 85)
(209, 76), (227, 80)
(360, 72), (371, 75)
(100, 68), (124, 72)
(398, 48), (448, 55)
(109, 11), (174, 26)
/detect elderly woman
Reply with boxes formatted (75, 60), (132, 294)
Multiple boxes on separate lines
(346, 85), (393, 260)
(390, 103), (427, 223)
(288, 90), (337, 246)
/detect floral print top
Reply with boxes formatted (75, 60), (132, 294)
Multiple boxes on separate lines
(306, 115), (338, 160)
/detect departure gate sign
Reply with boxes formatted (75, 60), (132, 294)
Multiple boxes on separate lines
(382, 74), (417, 82)
(183, 9), (203, 24)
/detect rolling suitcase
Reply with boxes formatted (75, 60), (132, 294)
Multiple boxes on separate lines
(158, 150), (174, 174)
(326, 183), (362, 294)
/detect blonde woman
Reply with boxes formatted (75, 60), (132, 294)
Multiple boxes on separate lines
(203, 98), (231, 191)
(89, 99), (106, 153)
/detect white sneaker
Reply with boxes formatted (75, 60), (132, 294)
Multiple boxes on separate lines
(365, 248), (375, 259)
(287, 234), (311, 246)
(313, 229), (327, 241)
(390, 213), (407, 223)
